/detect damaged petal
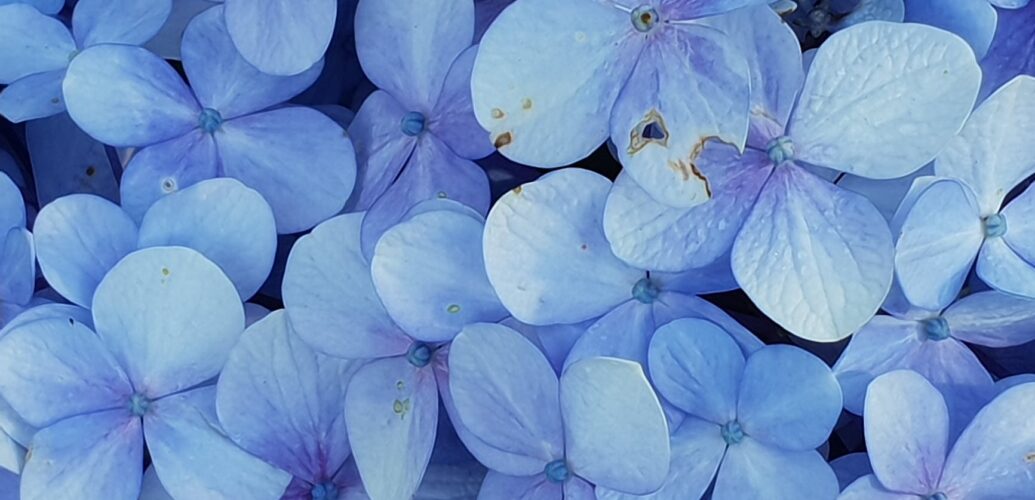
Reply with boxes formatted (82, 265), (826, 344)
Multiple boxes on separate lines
(494, 132), (513, 149)
(628, 109), (669, 155)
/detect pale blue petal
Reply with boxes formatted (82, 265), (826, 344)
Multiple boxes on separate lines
(19, 410), (142, 500)
(472, 0), (639, 167)
(0, 228), (33, 306)
(138, 178), (277, 300)
(355, 0), (473, 110)
(0, 70), (66, 122)
(0, 429), (23, 475)
(63, 45), (201, 147)
(119, 130), (220, 223)
(145, 387), (292, 500)
(0, 172), (23, 232)
(904, 0), (997, 58)
(935, 76), (1035, 215)
(661, 0), (773, 19)
(33, 194), (138, 308)
(92, 247), (244, 398)
(26, 112), (120, 205)
(448, 323), (564, 475)
(224, 0), (336, 76)
(864, 370), (948, 495)
(181, 6), (324, 119)
(139, 466), (174, 500)
(72, 0), (172, 47)
(477, 471), (560, 500)
(943, 290), (1035, 347)
(788, 22), (980, 179)
(561, 358), (670, 495)
(976, 237), (1035, 298)
(833, 316), (924, 414)
(0, 0), (62, 14)
(610, 24), (749, 208)
(216, 310), (361, 482)
(346, 90), (416, 211)
(484, 169), (643, 325)
(0, 4), (74, 83)
(648, 318), (744, 424)
(372, 207), (504, 343)
(217, 107), (356, 233)
(838, 474), (917, 500)
(731, 165), (894, 342)
(430, 46), (495, 160)
(1001, 183), (1035, 264)
(0, 317), (133, 427)
(712, 439), (838, 500)
(282, 213), (412, 359)
(345, 356), (439, 500)
(564, 300), (653, 370)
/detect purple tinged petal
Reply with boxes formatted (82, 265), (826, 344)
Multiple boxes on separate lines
(0, 70), (66, 123)
(430, 46), (494, 160)
(224, 0), (336, 76)
(346, 90), (416, 211)
(72, 0), (172, 47)
(0, 4), (74, 83)
(864, 370), (949, 495)
(477, 471), (561, 500)
(63, 45), (201, 148)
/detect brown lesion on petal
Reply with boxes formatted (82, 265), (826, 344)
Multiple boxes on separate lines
(628, 109), (669, 155)
(511, 185), (522, 195)
(491, 108), (505, 119)
(1026, 452), (1035, 463)
(522, 98), (533, 110)
(494, 132), (513, 149)
(667, 135), (717, 199)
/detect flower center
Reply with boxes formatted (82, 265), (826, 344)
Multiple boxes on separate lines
(401, 111), (426, 136)
(631, 277), (660, 304)
(406, 342), (432, 367)
(631, 5), (659, 32)
(766, 136), (795, 165)
(544, 459), (571, 483)
(198, 108), (223, 134)
(984, 214), (1007, 238)
(129, 393), (151, 417)
(310, 482), (339, 500)
(922, 317), (950, 342)
(721, 420), (745, 445)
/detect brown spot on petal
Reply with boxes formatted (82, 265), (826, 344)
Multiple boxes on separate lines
(491, 108), (505, 119)
(511, 185), (522, 195)
(522, 98), (533, 110)
(1026, 453), (1035, 463)
(628, 109), (669, 155)
(494, 132), (513, 149)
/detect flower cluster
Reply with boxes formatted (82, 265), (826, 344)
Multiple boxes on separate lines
(0, 0), (1034, 499)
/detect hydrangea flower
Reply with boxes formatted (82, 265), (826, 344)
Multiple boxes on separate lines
(350, 0), (492, 256)
(283, 205), (507, 500)
(448, 322), (671, 498)
(33, 178), (276, 307)
(483, 168), (763, 373)
(61, 5), (355, 233)
(0, 247), (289, 499)
(603, 20), (980, 342)
(0, 172), (34, 327)
(216, 310), (369, 499)
(609, 318), (842, 499)
(840, 370), (1035, 499)
(222, 0), (337, 76)
(0, 0), (172, 122)
(979, 1), (1035, 99)
(893, 76), (1035, 305)
(472, 0), (770, 208)
(833, 289), (1035, 436)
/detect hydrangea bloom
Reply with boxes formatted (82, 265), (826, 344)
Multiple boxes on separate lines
(449, 322), (671, 498)
(0, 0), (172, 122)
(841, 370), (1035, 499)
(62, 5), (355, 233)
(0, 247), (288, 499)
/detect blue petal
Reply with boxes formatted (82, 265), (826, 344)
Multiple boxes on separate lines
(944, 290), (1035, 348)
(483, 169), (643, 325)
(430, 46), (495, 160)
(788, 22), (980, 179)
(832, 316), (926, 414)
(26, 112), (120, 205)
(737, 345), (842, 451)
(72, 0), (172, 47)
(979, 4), (1035, 100)
(477, 471), (561, 500)
(64, 45), (201, 147)
(864, 370), (949, 495)
(92, 247), (244, 398)
(141, 0), (215, 60)
(561, 358), (670, 495)
(224, 0), (336, 76)
(19, 410), (143, 500)
(976, 236), (1035, 298)
(345, 356), (439, 500)
(0, 317), (133, 427)
(610, 24), (749, 208)
(448, 323), (564, 475)
(346, 90), (416, 211)
(216, 107), (356, 233)
(838, 474), (916, 500)
(712, 439), (837, 500)
(119, 130), (220, 223)
(0, 69), (66, 122)
(355, 0), (473, 110)
(33, 194), (138, 308)
(216, 310), (361, 483)
(0, 172), (23, 232)
(145, 387), (292, 500)
(372, 205), (504, 342)
(0, 0), (63, 15)
(732, 165), (894, 342)
(831, 453), (874, 491)
(138, 178), (277, 300)
(139, 466), (174, 500)
(904, 0), (997, 59)
(282, 213), (412, 359)
(181, 6), (323, 119)
(661, 0), (774, 19)
(0, 228), (33, 306)
(0, 4), (74, 83)
(1001, 184), (1035, 265)
(835, 0), (906, 30)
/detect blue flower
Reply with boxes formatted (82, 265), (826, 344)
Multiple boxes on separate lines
(61, 5), (355, 233)
(0, 0), (172, 122)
